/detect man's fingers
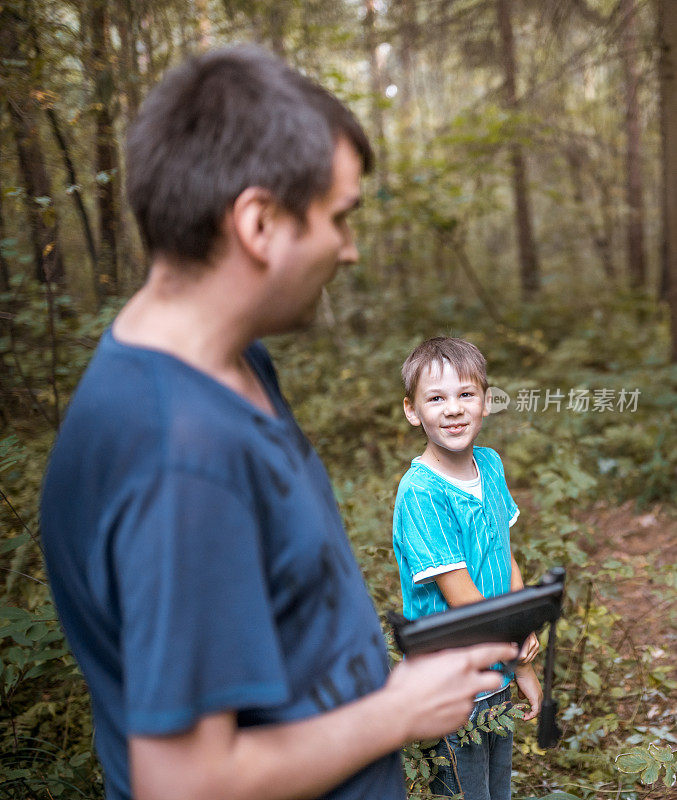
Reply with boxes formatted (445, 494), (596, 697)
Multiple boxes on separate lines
(461, 642), (519, 670)
(473, 669), (504, 695)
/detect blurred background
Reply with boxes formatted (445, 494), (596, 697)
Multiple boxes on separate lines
(1, 1), (676, 798)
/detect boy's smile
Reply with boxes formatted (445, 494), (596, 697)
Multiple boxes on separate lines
(403, 360), (490, 477)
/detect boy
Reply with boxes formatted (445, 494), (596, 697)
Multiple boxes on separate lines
(392, 337), (542, 800)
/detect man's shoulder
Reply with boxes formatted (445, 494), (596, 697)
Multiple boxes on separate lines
(50, 332), (277, 486)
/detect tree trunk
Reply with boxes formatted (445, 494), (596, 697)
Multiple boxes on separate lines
(620, 0), (647, 290)
(115, 0), (141, 118)
(7, 101), (65, 283)
(88, 0), (120, 299)
(44, 105), (99, 295)
(657, 0), (677, 361)
(0, 6), (65, 284)
(192, 0), (213, 51)
(397, 0), (417, 140)
(266, 2), (287, 58)
(496, 0), (540, 299)
(565, 145), (616, 280)
(364, 0), (390, 276)
(364, 0), (389, 196)
(24, 11), (100, 295)
(0, 188), (11, 291)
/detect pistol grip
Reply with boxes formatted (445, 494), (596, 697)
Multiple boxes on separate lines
(537, 698), (561, 749)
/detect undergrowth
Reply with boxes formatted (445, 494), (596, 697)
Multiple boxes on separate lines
(1, 277), (675, 798)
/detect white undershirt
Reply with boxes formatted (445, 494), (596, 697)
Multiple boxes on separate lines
(414, 456), (483, 500)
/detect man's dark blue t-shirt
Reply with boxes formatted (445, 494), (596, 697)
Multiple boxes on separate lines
(41, 330), (406, 800)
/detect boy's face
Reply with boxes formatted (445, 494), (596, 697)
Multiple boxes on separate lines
(403, 361), (490, 458)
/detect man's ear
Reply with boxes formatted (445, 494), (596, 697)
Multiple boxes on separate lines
(483, 388), (492, 418)
(403, 396), (421, 427)
(228, 187), (278, 264)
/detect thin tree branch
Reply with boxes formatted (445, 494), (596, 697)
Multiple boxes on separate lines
(0, 485), (44, 555)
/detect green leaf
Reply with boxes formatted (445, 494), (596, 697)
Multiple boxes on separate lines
(4, 769), (31, 779)
(0, 605), (32, 622)
(0, 533), (30, 554)
(470, 729), (481, 745)
(649, 744), (674, 763)
(418, 738), (440, 750)
(583, 670), (602, 692)
(640, 761), (661, 785)
(70, 752), (91, 767)
(23, 662), (54, 680)
(663, 764), (675, 786)
(25, 622), (50, 641)
(616, 749), (651, 773)
(535, 794), (584, 800)
(498, 715), (515, 732)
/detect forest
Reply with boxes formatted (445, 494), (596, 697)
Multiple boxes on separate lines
(1, 0), (676, 797)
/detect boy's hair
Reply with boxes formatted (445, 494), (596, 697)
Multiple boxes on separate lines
(126, 45), (373, 263)
(402, 337), (488, 398)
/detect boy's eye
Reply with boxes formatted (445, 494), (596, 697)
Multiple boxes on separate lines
(428, 396), (443, 402)
(461, 391), (474, 398)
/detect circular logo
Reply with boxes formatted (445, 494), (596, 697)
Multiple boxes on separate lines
(487, 386), (510, 414)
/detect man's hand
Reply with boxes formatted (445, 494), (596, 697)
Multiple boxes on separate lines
(385, 642), (519, 741)
(514, 663), (542, 721)
(131, 642), (519, 800)
(518, 632), (539, 664)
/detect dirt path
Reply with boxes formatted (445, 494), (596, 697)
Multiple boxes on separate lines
(578, 500), (677, 798)
(580, 500), (676, 674)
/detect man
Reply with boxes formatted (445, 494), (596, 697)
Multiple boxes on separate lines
(41, 47), (516, 800)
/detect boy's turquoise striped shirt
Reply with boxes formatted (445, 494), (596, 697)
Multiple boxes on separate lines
(392, 446), (519, 621)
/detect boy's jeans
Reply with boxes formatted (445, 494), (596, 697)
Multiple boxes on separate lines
(425, 686), (513, 800)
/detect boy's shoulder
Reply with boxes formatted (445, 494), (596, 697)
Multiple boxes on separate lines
(395, 459), (443, 498)
(473, 446), (505, 472)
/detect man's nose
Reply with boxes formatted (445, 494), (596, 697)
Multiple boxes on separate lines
(339, 232), (359, 266)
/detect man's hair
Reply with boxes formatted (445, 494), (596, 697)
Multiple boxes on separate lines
(126, 46), (373, 263)
(402, 337), (488, 398)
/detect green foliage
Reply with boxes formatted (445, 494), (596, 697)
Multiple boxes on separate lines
(454, 701), (525, 747)
(1, 0), (675, 796)
(0, 280), (116, 797)
(615, 744), (676, 788)
(2, 258), (676, 800)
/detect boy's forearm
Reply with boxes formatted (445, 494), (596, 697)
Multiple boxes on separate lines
(510, 553), (524, 591)
(436, 568), (485, 606)
(436, 554), (525, 606)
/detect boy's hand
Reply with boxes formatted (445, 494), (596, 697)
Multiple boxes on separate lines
(514, 663), (542, 721)
(518, 632), (539, 664)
